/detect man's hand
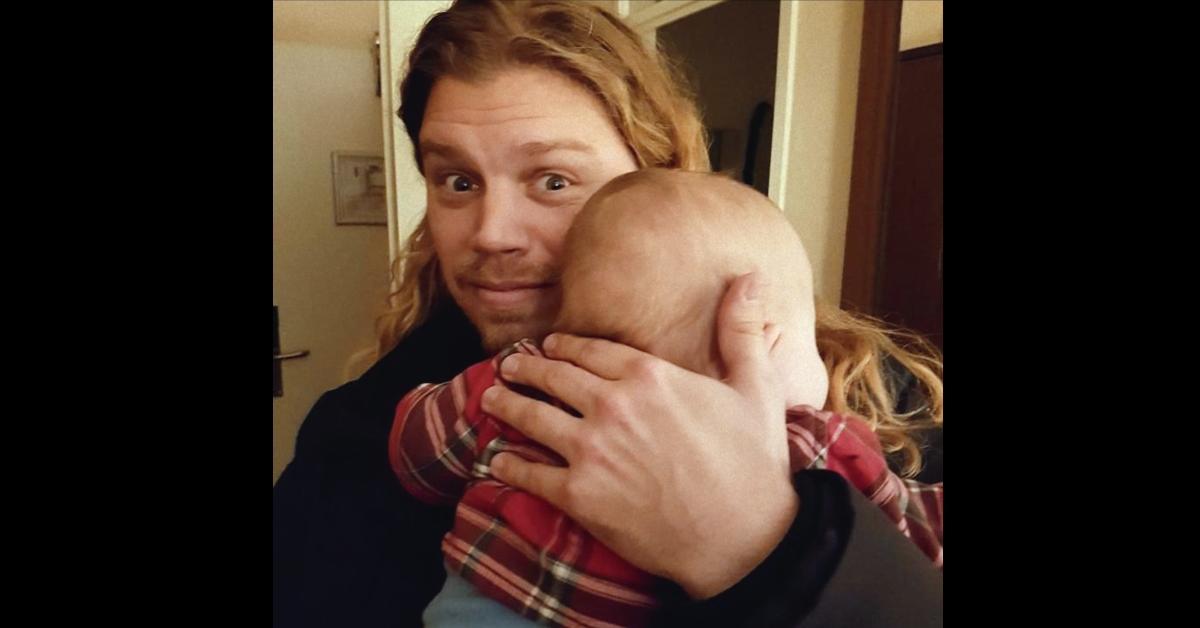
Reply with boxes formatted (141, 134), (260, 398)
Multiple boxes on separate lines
(484, 272), (799, 598)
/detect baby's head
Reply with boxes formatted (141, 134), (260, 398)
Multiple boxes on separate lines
(554, 169), (828, 409)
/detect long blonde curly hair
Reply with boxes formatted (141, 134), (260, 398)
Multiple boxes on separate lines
(371, 0), (942, 477)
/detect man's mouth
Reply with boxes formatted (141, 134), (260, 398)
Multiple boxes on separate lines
(465, 281), (555, 308)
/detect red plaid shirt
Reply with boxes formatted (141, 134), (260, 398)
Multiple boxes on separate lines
(389, 340), (944, 627)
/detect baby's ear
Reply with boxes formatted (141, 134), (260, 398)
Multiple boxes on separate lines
(763, 322), (783, 356)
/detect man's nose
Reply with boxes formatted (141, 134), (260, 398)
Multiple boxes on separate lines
(471, 183), (529, 255)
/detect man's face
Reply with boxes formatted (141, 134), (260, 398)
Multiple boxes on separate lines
(420, 66), (639, 351)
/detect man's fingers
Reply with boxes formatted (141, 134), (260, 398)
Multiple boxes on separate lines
(482, 385), (581, 460)
(538, 333), (649, 381)
(497, 353), (607, 416)
(490, 453), (571, 510)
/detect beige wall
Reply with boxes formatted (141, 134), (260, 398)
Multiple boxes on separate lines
(778, 0), (864, 303)
(273, 37), (390, 482)
(901, 0), (943, 50)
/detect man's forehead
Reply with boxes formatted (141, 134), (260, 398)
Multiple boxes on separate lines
(424, 69), (606, 123)
(421, 101), (548, 127)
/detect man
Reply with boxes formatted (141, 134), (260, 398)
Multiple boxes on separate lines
(274, 2), (942, 626)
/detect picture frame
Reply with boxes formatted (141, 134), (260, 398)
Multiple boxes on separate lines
(331, 151), (387, 225)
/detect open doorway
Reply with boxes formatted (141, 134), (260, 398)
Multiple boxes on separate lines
(655, 0), (780, 195)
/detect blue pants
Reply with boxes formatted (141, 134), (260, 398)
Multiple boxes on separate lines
(422, 569), (538, 627)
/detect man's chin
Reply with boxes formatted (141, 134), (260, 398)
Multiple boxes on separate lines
(473, 316), (552, 353)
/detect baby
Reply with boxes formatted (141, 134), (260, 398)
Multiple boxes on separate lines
(390, 169), (943, 627)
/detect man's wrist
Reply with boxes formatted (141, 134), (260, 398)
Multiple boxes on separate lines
(657, 472), (856, 628)
(676, 479), (800, 599)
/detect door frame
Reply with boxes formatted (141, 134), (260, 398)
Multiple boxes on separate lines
(840, 0), (903, 315)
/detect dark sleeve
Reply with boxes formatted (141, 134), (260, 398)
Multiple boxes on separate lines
(273, 389), (456, 628)
(659, 470), (942, 628)
(795, 473), (943, 628)
(273, 304), (484, 628)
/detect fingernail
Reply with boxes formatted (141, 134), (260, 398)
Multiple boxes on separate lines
(501, 355), (520, 375)
(543, 334), (558, 352)
(482, 386), (498, 407)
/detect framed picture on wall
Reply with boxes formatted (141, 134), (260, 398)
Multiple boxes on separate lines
(332, 151), (387, 225)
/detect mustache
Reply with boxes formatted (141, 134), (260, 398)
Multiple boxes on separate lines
(451, 255), (561, 286)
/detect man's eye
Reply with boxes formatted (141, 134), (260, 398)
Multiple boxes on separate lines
(539, 174), (570, 192)
(441, 174), (476, 193)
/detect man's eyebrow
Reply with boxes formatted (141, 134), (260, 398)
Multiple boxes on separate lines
(419, 141), (466, 161)
(419, 139), (596, 163)
(516, 140), (596, 157)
